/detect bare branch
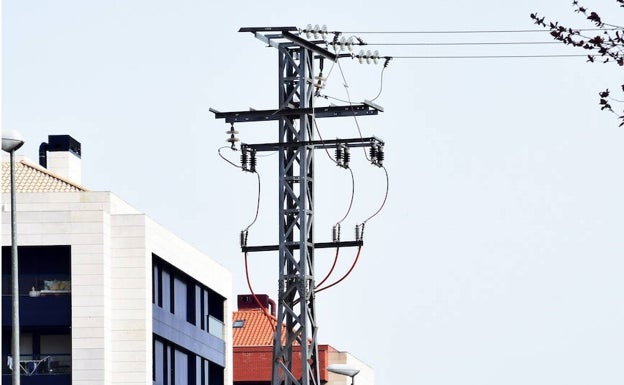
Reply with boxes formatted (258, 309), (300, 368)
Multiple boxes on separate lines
(532, 1), (624, 126)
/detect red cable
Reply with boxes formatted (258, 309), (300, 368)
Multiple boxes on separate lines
(315, 246), (362, 294)
(244, 252), (277, 332)
(315, 247), (340, 289)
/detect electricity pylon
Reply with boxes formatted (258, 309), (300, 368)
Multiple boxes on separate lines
(212, 26), (383, 385)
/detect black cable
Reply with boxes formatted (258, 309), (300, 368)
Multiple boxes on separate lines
(312, 115), (337, 164)
(311, 113), (355, 233)
(218, 146), (242, 169)
(341, 28), (616, 34)
(335, 168), (355, 226)
(219, 146), (261, 239)
(366, 41), (563, 46)
(369, 65), (386, 102)
(244, 171), (261, 232)
(318, 94), (350, 104)
(361, 165), (389, 226)
(388, 54), (587, 59)
(336, 59), (372, 162)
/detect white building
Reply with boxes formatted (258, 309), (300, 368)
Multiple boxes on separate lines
(1, 135), (232, 385)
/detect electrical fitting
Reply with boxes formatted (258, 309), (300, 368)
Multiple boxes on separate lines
(355, 223), (365, 242)
(315, 57), (326, 92)
(240, 147), (257, 173)
(241, 150), (248, 170)
(249, 149), (257, 173)
(342, 145), (350, 168)
(331, 35), (358, 53)
(335, 145), (343, 164)
(315, 74), (326, 90)
(369, 143), (384, 167)
(240, 230), (249, 247)
(304, 24), (327, 40)
(356, 50), (380, 64)
(376, 146), (384, 166)
(334, 143), (350, 169)
(226, 123), (239, 150)
(332, 224), (341, 243)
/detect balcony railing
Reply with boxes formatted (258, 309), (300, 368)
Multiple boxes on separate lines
(208, 315), (224, 339)
(3, 354), (71, 376)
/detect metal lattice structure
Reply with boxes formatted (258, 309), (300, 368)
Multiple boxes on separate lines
(212, 26), (383, 385)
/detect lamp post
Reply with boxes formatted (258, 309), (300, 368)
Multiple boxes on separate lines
(327, 364), (360, 385)
(3, 129), (24, 385)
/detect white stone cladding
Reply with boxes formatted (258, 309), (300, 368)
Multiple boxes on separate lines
(1, 190), (232, 385)
(327, 350), (375, 385)
(46, 151), (82, 185)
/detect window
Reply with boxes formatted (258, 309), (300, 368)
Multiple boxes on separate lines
(2, 246), (71, 296)
(153, 265), (160, 305)
(152, 255), (225, 330)
(174, 350), (189, 385)
(233, 319), (245, 328)
(153, 336), (222, 385)
(1, 329), (72, 375)
(173, 278), (187, 318)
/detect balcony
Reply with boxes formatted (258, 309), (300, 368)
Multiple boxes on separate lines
(2, 354), (71, 385)
(208, 315), (224, 339)
(2, 294), (71, 327)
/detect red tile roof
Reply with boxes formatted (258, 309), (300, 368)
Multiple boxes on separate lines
(232, 308), (277, 346)
(232, 296), (332, 382)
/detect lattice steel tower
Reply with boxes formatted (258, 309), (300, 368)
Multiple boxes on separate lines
(212, 26), (383, 385)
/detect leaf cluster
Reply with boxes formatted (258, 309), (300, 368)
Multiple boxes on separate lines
(531, 1), (624, 126)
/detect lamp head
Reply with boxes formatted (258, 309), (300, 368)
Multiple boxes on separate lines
(327, 364), (360, 378)
(2, 129), (25, 153)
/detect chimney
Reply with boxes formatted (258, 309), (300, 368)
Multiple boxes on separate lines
(39, 135), (82, 184)
(238, 294), (276, 316)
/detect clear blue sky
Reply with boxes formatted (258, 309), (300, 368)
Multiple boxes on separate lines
(4, 1), (624, 384)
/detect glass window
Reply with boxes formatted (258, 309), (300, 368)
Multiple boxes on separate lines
(162, 270), (171, 313)
(2, 246), (71, 295)
(19, 333), (33, 356)
(40, 334), (71, 355)
(207, 290), (224, 322)
(153, 265), (160, 305)
(195, 286), (202, 326)
(209, 361), (224, 385)
(173, 278), (187, 319)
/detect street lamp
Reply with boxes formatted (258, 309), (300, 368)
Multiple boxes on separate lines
(327, 364), (360, 385)
(3, 129), (24, 385)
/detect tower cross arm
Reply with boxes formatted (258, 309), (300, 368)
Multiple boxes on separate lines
(211, 103), (382, 124)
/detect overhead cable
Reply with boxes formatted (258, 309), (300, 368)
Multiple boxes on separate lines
(388, 54), (587, 59)
(365, 41), (563, 46)
(244, 252), (277, 330)
(340, 28), (617, 34)
(315, 246), (362, 294)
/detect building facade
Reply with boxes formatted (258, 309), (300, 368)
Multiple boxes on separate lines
(1, 135), (232, 385)
(232, 294), (373, 385)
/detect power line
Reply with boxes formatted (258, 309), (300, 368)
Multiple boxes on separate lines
(388, 54), (587, 59)
(340, 28), (616, 34)
(366, 41), (563, 46)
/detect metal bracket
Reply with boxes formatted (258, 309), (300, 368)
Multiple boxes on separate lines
(242, 240), (363, 253)
(241, 136), (384, 152)
(211, 103), (381, 124)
